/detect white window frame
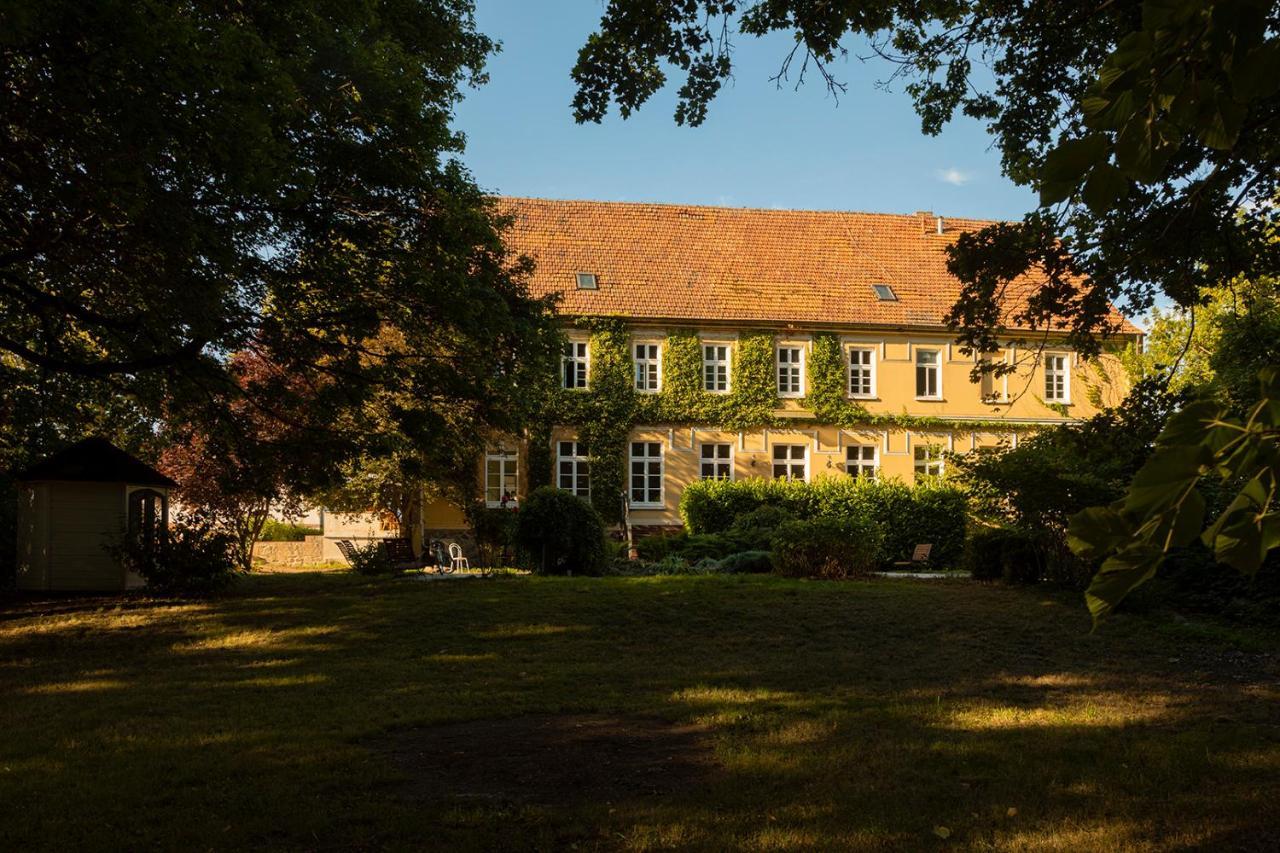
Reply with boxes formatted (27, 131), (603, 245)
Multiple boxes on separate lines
(628, 441), (664, 507)
(561, 340), (589, 390)
(776, 344), (805, 398)
(484, 451), (519, 508)
(698, 442), (734, 481)
(915, 346), (942, 400)
(771, 443), (809, 482)
(847, 346), (877, 399)
(845, 444), (878, 479)
(913, 444), (945, 479)
(702, 343), (731, 393)
(633, 342), (662, 393)
(1044, 352), (1070, 403)
(556, 440), (590, 498)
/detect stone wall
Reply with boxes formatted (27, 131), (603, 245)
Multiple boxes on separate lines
(252, 535), (326, 567)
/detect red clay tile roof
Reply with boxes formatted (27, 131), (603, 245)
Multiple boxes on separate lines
(499, 197), (1141, 336)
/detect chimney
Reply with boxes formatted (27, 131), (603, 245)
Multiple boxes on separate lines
(914, 210), (935, 234)
(936, 216), (944, 235)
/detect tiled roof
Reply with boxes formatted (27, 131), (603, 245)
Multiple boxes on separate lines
(499, 197), (1141, 335)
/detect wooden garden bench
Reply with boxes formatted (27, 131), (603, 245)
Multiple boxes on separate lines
(893, 543), (933, 568)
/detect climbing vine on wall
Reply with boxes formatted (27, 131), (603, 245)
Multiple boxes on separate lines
(530, 322), (1045, 522)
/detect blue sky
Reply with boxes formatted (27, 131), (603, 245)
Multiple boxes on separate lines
(453, 1), (1038, 220)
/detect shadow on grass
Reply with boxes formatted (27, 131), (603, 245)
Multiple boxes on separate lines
(0, 573), (1277, 850)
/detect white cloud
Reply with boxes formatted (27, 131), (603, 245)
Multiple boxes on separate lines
(935, 167), (973, 187)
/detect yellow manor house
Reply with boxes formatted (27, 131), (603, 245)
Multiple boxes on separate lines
(329, 197), (1142, 547)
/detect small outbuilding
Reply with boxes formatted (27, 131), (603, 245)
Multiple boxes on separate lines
(15, 437), (176, 591)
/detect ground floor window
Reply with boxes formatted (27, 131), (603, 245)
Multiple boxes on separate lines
(846, 445), (877, 479)
(699, 442), (733, 480)
(629, 441), (663, 507)
(913, 444), (944, 479)
(557, 441), (590, 498)
(772, 444), (808, 481)
(485, 452), (518, 507)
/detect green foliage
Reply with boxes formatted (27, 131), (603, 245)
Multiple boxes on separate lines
(2, 0), (559, 512)
(1070, 368), (1280, 623)
(680, 477), (966, 567)
(258, 520), (321, 542)
(962, 528), (1016, 581)
(804, 333), (870, 426)
(716, 550), (774, 574)
(771, 517), (883, 580)
(513, 487), (606, 575)
(114, 511), (241, 596)
(468, 506), (519, 566)
(344, 542), (397, 577)
(950, 378), (1185, 588)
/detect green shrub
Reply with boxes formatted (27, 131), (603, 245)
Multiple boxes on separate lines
(962, 527), (1016, 581)
(514, 487), (606, 575)
(771, 517), (883, 580)
(114, 511), (242, 595)
(345, 541), (396, 576)
(470, 506), (519, 566)
(1000, 533), (1041, 585)
(0, 474), (16, 589)
(258, 518), (321, 542)
(717, 550), (773, 574)
(680, 477), (966, 566)
(728, 505), (795, 550)
(635, 531), (685, 561)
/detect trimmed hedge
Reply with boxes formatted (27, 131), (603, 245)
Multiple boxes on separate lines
(680, 477), (966, 567)
(771, 517), (882, 579)
(962, 526), (1042, 584)
(514, 487), (606, 575)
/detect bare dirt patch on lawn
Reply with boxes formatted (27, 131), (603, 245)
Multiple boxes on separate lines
(369, 714), (718, 805)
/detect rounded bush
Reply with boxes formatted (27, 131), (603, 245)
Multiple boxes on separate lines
(513, 487), (606, 575)
(717, 550), (774, 574)
(771, 517), (883, 580)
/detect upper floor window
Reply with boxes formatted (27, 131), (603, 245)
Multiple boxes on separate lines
(557, 441), (590, 497)
(562, 341), (588, 389)
(485, 452), (518, 508)
(848, 347), (876, 398)
(1044, 353), (1070, 403)
(771, 444), (808, 482)
(777, 345), (804, 397)
(915, 347), (941, 399)
(699, 442), (733, 480)
(634, 343), (661, 392)
(629, 441), (664, 507)
(913, 444), (944, 480)
(703, 344), (730, 392)
(846, 445), (877, 479)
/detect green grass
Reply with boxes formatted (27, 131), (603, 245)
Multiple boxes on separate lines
(1, 573), (1277, 851)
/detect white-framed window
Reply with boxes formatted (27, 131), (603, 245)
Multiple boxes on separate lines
(845, 445), (877, 479)
(557, 441), (590, 498)
(562, 341), (588, 389)
(913, 444), (944, 479)
(699, 442), (733, 480)
(484, 452), (519, 507)
(915, 347), (941, 399)
(848, 346), (876, 398)
(633, 343), (661, 392)
(1044, 353), (1070, 403)
(776, 345), (805, 397)
(629, 441), (664, 507)
(771, 444), (808, 481)
(703, 344), (730, 392)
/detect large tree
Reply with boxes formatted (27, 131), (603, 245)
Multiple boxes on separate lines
(0, 0), (558, 494)
(571, 0), (1280, 616)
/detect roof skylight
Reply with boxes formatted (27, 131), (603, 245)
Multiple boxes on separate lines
(872, 283), (897, 301)
(575, 272), (599, 290)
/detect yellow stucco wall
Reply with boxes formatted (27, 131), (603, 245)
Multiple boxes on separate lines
(415, 327), (1135, 531)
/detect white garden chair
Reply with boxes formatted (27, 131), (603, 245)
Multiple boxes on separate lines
(448, 542), (470, 573)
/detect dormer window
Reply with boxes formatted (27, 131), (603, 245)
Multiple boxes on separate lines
(575, 272), (599, 290)
(872, 283), (897, 301)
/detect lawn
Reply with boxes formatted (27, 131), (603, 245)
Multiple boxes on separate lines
(1, 573), (1277, 851)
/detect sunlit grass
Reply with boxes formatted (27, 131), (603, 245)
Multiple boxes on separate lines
(0, 572), (1276, 851)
